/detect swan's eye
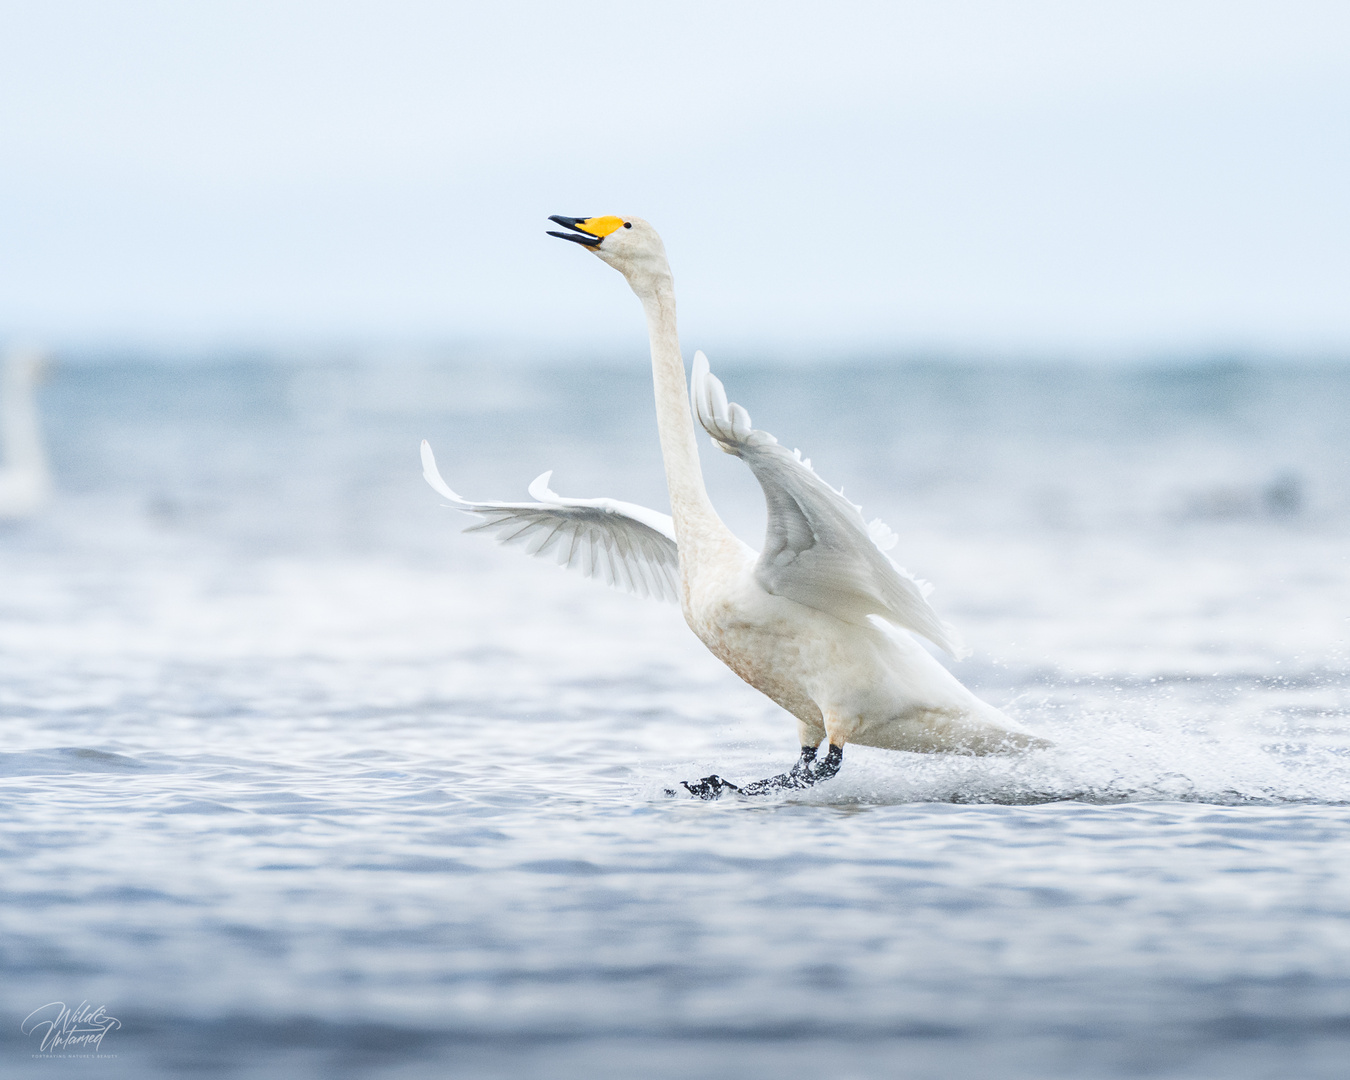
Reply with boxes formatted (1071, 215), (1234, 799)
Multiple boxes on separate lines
(623, 222), (632, 228)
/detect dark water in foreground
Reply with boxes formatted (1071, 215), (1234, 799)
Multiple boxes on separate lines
(1, 358), (1348, 1078)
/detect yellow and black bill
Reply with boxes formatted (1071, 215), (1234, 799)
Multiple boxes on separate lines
(547, 215), (626, 247)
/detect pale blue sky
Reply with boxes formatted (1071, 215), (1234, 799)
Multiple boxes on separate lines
(1, 0), (1347, 356)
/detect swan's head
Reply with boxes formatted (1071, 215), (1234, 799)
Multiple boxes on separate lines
(547, 215), (671, 295)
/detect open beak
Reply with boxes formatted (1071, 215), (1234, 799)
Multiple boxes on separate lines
(547, 215), (603, 247)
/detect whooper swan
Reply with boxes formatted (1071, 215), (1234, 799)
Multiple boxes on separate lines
(421, 215), (1049, 798)
(0, 348), (51, 522)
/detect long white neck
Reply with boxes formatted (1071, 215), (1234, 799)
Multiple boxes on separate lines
(1, 362), (48, 477)
(637, 277), (730, 560)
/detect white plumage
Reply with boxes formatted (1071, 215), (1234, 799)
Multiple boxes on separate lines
(423, 215), (1049, 790)
(689, 351), (966, 659)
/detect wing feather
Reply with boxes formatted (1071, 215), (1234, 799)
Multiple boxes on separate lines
(689, 353), (966, 656)
(420, 440), (681, 603)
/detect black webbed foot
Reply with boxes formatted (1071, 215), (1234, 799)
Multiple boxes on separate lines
(740, 744), (845, 797)
(678, 775), (742, 800)
(668, 745), (844, 800)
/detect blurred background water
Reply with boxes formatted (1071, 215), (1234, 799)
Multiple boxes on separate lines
(1, 354), (1347, 1078)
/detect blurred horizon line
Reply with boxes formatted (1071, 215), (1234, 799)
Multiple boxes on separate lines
(13, 336), (1350, 371)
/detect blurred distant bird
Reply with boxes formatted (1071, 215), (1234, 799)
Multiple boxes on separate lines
(0, 347), (51, 521)
(421, 216), (1049, 797)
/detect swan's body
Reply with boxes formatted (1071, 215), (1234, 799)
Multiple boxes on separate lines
(422, 215), (1047, 793)
(0, 349), (51, 522)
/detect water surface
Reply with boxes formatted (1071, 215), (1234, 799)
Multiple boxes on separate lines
(2, 359), (1348, 1078)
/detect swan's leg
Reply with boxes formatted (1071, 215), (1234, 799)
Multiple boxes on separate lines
(810, 742), (843, 782)
(672, 714), (848, 800)
(675, 742), (846, 800)
(738, 744), (820, 796)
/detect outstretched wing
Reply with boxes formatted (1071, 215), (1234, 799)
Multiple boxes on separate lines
(420, 441), (681, 602)
(689, 353), (966, 657)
